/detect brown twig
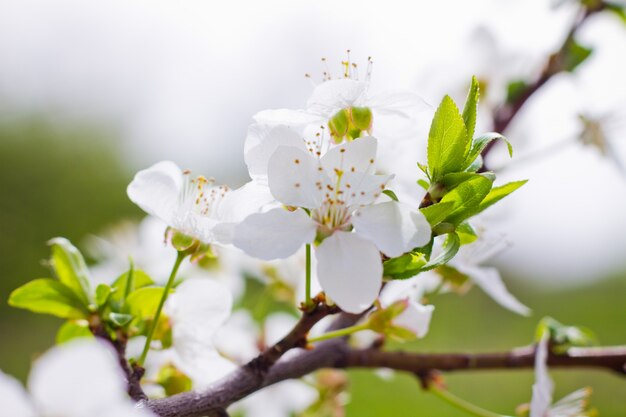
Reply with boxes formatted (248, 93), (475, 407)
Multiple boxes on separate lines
(480, 2), (606, 168)
(88, 315), (147, 401)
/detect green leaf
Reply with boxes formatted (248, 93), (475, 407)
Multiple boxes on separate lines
(48, 237), (92, 305)
(477, 180), (527, 214)
(563, 40), (593, 72)
(9, 279), (89, 319)
(435, 264), (470, 292)
(506, 80), (528, 105)
(417, 179), (430, 191)
(95, 284), (112, 308)
(427, 95), (469, 181)
(157, 363), (193, 396)
(462, 133), (512, 171)
(126, 287), (168, 320)
(111, 269), (154, 305)
(420, 202), (455, 227)
(438, 174), (493, 225)
(382, 189), (399, 202)
(383, 251), (428, 280)
(109, 312), (134, 327)
(56, 320), (93, 344)
(456, 222), (478, 245)
(535, 317), (597, 353)
(421, 233), (461, 272)
(462, 76), (480, 142)
(606, 3), (626, 24)
(465, 154), (483, 172)
(441, 172), (478, 190)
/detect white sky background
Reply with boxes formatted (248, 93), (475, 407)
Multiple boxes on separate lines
(0, 0), (625, 286)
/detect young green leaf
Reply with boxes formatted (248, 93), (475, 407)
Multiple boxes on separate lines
(505, 80), (528, 105)
(111, 269), (155, 305)
(420, 202), (456, 227)
(462, 76), (480, 142)
(383, 251), (428, 280)
(56, 320), (93, 344)
(438, 174), (493, 225)
(563, 40), (593, 72)
(477, 180), (527, 214)
(95, 284), (112, 309)
(48, 238), (93, 306)
(109, 312), (134, 327)
(126, 287), (169, 320)
(421, 233), (461, 271)
(462, 133), (512, 171)
(456, 222), (478, 245)
(382, 189), (399, 202)
(9, 279), (89, 319)
(427, 95), (469, 181)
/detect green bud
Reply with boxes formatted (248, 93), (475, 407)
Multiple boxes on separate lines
(328, 108), (350, 143)
(350, 106), (373, 132)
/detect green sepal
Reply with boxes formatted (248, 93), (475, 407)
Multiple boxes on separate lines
(427, 95), (469, 181)
(350, 106), (373, 131)
(9, 278), (89, 319)
(48, 237), (93, 306)
(328, 108), (350, 142)
(382, 189), (399, 202)
(462, 76), (480, 143)
(170, 229), (196, 252)
(56, 320), (93, 344)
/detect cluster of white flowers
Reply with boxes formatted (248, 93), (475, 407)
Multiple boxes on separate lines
(127, 64), (435, 318)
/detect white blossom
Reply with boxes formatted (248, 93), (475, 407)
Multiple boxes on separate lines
(127, 160), (272, 244)
(234, 136), (431, 313)
(0, 340), (156, 417)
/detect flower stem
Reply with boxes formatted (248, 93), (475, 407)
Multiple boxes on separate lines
(308, 323), (369, 343)
(138, 251), (185, 366)
(429, 384), (513, 417)
(305, 244), (312, 306)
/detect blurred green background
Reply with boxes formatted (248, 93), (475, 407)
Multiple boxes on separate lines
(0, 119), (624, 416)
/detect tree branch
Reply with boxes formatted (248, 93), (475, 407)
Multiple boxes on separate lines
(148, 339), (626, 417)
(480, 2), (606, 166)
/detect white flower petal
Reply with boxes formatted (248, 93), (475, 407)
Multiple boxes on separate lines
(457, 264), (531, 316)
(530, 334), (554, 417)
(175, 352), (237, 389)
(166, 279), (233, 358)
(353, 201), (431, 257)
(235, 379), (318, 417)
(342, 171), (393, 207)
(320, 135), (378, 174)
(244, 124), (307, 182)
(0, 371), (36, 417)
(233, 208), (316, 260)
(316, 231), (382, 313)
(253, 109), (325, 126)
(306, 79), (368, 117)
(268, 146), (326, 208)
(29, 340), (126, 417)
(393, 301), (434, 338)
(127, 161), (182, 224)
(368, 90), (430, 118)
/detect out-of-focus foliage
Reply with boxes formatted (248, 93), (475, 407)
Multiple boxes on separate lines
(0, 119), (139, 379)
